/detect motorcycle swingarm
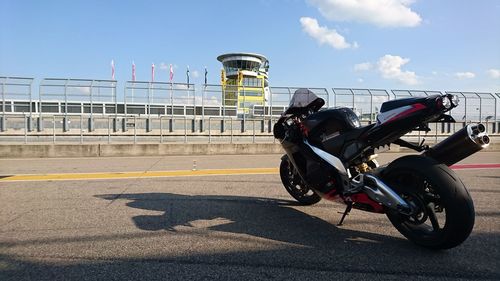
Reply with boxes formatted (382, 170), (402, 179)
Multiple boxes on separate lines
(349, 174), (413, 216)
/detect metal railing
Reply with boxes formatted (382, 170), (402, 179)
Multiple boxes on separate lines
(1, 113), (499, 144)
(1, 76), (499, 143)
(2, 76), (498, 121)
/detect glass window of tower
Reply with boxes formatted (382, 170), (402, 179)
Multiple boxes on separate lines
(242, 78), (262, 87)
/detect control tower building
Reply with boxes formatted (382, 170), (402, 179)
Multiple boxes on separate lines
(217, 53), (269, 113)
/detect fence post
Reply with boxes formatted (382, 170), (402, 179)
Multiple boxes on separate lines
(160, 117), (163, 143)
(63, 79), (69, 132)
(113, 80), (118, 132)
(63, 117), (69, 132)
(252, 119), (256, 143)
(108, 116), (111, 144)
(122, 118), (127, 132)
(133, 116), (137, 144)
(1, 80), (5, 132)
(230, 118), (233, 144)
(80, 115), (83, 144)
(53, 115), (56, 143)
(113, 117), (118, 133)
(146, 118), (152, 132)
(38, 83), (44, 132)
(201, 85), (205, 132)
(208, 118), (211, 143)
(24, 114), (27, 144)
(0, 116), (4, 132)
(27, 116), (33, 132)
(88, 117), (94, 132)
(184, 117), (187, 143)
(89, 80), (94, 132)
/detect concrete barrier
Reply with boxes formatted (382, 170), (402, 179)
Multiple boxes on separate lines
(0, 142), (498, 158)
(0, 144), (100, 158)
(99, 143), (285, 157)
(0, 143), (284, 158)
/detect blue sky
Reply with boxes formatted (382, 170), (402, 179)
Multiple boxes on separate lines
(1, 0), (499, 92)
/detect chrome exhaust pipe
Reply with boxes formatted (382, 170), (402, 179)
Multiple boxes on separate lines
(471, 123), (485, 136)
(477, 135), (490, 146)
(425, 123), (489, 166)
(361, 174), (412, 215)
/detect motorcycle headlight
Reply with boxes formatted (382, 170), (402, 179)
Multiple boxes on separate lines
(450, 95), (459, 106)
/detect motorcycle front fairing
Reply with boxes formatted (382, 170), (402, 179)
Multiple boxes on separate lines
(276, 89), (352, 197)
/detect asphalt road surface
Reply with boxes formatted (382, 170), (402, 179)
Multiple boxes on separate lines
(0, 152), (499, 280)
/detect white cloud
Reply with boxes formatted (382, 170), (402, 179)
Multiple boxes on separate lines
(357, 78), (364, 83)
(377, 54), (419, 85)
(308, 0), (422, 28)
(354, 62), (372, 71)
(487, 69), (500, 79)
(454, 72), (476, 79)
(191, 70), (200, 79)
(300, 17), (357, 49)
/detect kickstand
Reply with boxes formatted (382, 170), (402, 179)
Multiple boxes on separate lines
(337, 202), (353, 226)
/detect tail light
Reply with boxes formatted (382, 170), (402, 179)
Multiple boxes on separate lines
(450, 95), (459, 106)
(437, 95), (453, 110)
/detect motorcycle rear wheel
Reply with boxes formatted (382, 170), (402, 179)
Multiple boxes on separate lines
(383, 155), (475, 249)
(279, 157), (321, 205)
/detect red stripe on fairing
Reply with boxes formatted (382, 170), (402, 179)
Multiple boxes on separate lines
(351, 193), (384, 213)
(451, 164), (500, 170)
(385, 103), (426, 123)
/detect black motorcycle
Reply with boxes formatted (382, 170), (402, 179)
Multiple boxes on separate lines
(273, 89), (490, 249)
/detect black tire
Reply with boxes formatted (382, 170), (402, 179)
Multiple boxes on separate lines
(279, 157), (321, 205)
(382, 155), (475, 249)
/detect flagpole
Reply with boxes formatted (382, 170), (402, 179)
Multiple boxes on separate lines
(131, 61), (135, 103)
(111, 60), (115, 80)
(186, 65), (190, 105)
(202, 66), (207, 131)
(170, 64), (174, 119)
(111, 60), (117, 131)
(150, 63), (155, 117)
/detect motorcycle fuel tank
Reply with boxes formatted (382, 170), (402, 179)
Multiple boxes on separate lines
(304, 107), (361, 141)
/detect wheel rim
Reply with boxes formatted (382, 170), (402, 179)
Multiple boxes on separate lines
(389, 171), (447, 237)
(284, 161), (316, 199)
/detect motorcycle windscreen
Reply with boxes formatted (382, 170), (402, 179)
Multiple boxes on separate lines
(285, 88), (325, 115)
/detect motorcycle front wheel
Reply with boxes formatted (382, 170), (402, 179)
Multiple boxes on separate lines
(383, 155), (475, 249)
(279, 157), (321, 205)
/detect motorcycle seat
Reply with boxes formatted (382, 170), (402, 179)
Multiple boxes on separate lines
(380, 97), (427, 113)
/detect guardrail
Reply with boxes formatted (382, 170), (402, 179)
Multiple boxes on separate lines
(3, 76), (498, 122)
(1, 113), (498, 144)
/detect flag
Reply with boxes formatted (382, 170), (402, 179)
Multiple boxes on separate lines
(169, 64), (174, 83)
(111, 60), (115, 80)
(151, 63), (155, 82)
(204, 66), (208, 85)
(186, 65), (190, 85)
(132, 61), (136, 81)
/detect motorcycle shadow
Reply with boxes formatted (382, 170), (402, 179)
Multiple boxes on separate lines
(96, 192), (408, 250)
